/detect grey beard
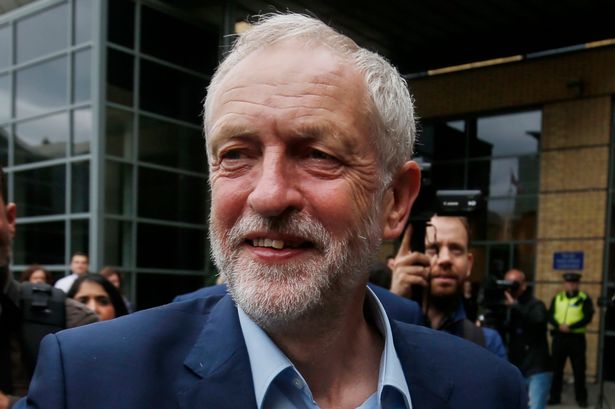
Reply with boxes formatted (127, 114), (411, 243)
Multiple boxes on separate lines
(209, 207), (382, 332)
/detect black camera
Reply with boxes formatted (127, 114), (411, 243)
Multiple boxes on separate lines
(495, 279), (520, 293)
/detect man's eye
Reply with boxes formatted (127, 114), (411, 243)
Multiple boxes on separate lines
(308, 149), (336, 161)
(220, 149), (243, 160)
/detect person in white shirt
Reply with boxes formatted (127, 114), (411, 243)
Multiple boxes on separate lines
(53, 252), (89, 293)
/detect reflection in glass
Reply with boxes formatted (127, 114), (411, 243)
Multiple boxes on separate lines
(473, 111), (541, 158)
(0, 25), (9, 70)
(16, 56), (68, 118)
(139, 116), (206, 173)
(472, 196), (537, 241)
(106, 107), (133, 158)
(0, 127), (8, 166)
(468, 156), (539, 197)
(107, 48), (133, 106)
(513, 243), (535, 281)
(137, 223), (204, 270)
(73, 48), (91, 103)
(16, 3), (68, 64)
(104, 219), (132, 267)
(137, 272), (206, 310)
(105, 160), (132, 215)
(74, 0), (92, 44)
(420, 122), (467, 162)
(431, 161), (465, 190)
(14, 165), (66, 216)
(0, 74), (9, 122)
(72, 161), (89, 213)
(138, 168), (206, 224)
(107, 0), (134, 48)
(141, 5), (218, 73)
(73, 107), (92, 155)
(140, 60), (205, 124)
(71, 219), (89, 256)
(15, 112), (68, 164)
(13, 221), (65, 265)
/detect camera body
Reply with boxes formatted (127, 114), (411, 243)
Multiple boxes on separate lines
(495, 279), (520, 293)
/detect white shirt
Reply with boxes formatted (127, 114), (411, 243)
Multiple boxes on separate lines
(54, 273), (79, 293)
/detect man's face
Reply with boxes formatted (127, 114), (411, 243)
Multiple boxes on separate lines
(0, 198), (16, 271)
(504, 269), (526, 299)
(425, 216), (473, 298)
(70, 255), (89, 275)
(207, 41), (389, 329)
(564, 280), (580, 293)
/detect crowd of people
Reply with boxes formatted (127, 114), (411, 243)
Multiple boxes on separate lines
(0, 11), (600, 409)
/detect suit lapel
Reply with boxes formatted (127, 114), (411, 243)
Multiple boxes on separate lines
(176, 295), (257, 409)
(390, 320), (454, 409)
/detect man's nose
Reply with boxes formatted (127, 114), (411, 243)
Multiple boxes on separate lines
(247, 154), (303, 217)
(436, 247), (452, 266)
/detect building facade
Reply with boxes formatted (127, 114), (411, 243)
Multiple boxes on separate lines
(1, 0), (614, 381)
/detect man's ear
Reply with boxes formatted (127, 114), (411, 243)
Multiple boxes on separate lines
(6, 202), (16, 239)
(382, 161), (421, 240)
(466, 252), (474, 278)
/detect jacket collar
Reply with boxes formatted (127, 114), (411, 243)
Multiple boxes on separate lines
(177, 294), (258, 409)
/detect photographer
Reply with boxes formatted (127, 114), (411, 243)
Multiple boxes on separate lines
(390, 215), (506, 358)
(502, 269), (551, 409)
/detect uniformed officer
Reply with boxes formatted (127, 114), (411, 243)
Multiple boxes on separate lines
(547, 272), (594, 407)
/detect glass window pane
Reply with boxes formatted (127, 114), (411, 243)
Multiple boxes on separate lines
(0, 127), (8, 166)
(13, 221), (65, 265)
(137, 223), (204, 270)
(138, 168), (206, 224)
(72, 161), (89, 213)
(141, 6), (218, 72)
(472, 111), (541, 158)
(73, 107), (92, 155)
(74, 0), (92, 45)
(431, 161), (465, 190)
(513, 243), (535, 281)
(104, 219), (132, 267)
(0, 24), (10, 70)
(73, 48), (91, 103)
(0, 74), (9, 122)
(71, 219), (89, 257)
(468, 156), (539, 197)
(106, 107), (133, 158)
(107, 0), (134, 48)
(140, 60), (205, 124)
(16, 56), (68, 118)
(136, 272), (206, 310)
(16, 3), (68, 64)
(105, 160), (132, 215)
(139, 116), (206, 173)
(472, 196), (537, 241)
(15, 112), (68, 164)
(14, 165), (65, 216)
(107, 48), (133, 106)
(421, 121), (467, 162)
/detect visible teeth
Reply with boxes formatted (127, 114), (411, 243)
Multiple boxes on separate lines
(252, 239), (285, 249)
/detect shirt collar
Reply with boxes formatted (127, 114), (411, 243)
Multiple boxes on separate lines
(237, 286), (412, 409)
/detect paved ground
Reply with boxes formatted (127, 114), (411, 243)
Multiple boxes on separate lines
(554, 381), (615, 409)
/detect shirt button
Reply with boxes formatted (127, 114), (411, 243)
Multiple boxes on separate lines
(293, 378), (303, 389)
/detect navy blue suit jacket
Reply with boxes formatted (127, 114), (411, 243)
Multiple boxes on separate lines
(174, 283), (424, 325)
(19, 292), (527, 408)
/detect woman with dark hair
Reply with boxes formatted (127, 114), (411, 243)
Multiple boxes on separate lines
(67, 274), (128, 321)
(20, 264), (52, 285)
(99, 266), (133, 313)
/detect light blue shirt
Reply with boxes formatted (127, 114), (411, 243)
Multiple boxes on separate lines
(237, 287), (412, 409)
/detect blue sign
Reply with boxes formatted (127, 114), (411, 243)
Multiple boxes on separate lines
(553, 251), (584, 270)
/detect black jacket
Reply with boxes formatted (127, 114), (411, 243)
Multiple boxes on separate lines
(505, 291), (551, 376)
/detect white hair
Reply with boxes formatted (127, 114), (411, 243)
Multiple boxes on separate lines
(203, 13), (416, 184)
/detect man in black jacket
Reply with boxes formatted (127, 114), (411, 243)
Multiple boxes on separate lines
(503, 268), (552, 409)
